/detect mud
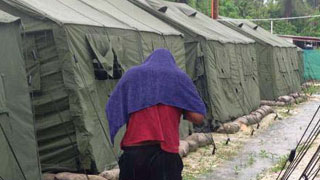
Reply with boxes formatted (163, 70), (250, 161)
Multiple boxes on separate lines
(199, 95), (320, 180)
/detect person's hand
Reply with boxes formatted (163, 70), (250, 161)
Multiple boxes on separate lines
(184, 111), (204, 124)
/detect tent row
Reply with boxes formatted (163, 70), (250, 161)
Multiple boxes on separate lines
(130, 0), (261, 131)
(0, 0), (303, 179)
(219, 17), (303, 100)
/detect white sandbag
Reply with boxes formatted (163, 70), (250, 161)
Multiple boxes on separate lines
(179, 140), (190, 157)
(42, 173), (56, 180)
(256, 108), (267, 117)
(216, 122), (240, 134)
(185, 133), (199, 143)
(55, 172), (107, 180)
(186, 139), (199, 152)
(100, 169), (120, 180)
(275, 101), (286, 106)
(278, 96), (294, 103)
(197, 133), (210, 147)
(251, 112), (263, 123)
(245, 114), (258, 125)
(260, 100), (277, 106)
(235, 117), (248, 125)
(260, 105), (274, 114)
(290, 92), (300, 98)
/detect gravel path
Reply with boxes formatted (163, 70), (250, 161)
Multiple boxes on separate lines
(198, 95), (320, 180)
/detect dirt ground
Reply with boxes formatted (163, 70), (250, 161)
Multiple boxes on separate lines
(182, 95), (320, 180)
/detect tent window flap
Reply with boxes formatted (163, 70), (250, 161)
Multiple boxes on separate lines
(86, 34), (114, 78)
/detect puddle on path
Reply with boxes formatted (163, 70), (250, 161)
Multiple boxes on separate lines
(199, 96), (320, 180)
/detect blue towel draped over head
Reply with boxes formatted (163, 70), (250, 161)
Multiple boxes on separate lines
(106, 48), (206, 144)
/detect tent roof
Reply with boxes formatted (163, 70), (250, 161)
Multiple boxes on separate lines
(220, 17), (296, 47)
(0, 9), (19, 23)
(132, 0), (254, 44)
(3, 0), (182, 35)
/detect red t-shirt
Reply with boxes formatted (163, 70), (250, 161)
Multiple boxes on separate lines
(121, 104), (182, 153)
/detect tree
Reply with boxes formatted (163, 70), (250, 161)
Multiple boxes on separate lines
(165, 0), (320, 36)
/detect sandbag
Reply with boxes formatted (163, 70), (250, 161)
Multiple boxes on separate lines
(278, 96), (294, 103)
(42, 174), (56, 180)
(256, 108), (267, 117)
(216, 122), (240, 134)
(235, 117), (248, 125)
(179, 140), (189, 157)
(275, 101), (286, 106)
(245, 114), (258, 125)
(186, 140), (199, 152)
(260, 105), (274, 114)
(251, 112), (262, 123)
(290, 92), (300, 98)
(100, 169), (120, 180)
(185, 133), (199, 143)
(55, 173), (107, 180)
(260, 100), (277, 106)
(198, 133), (213, 146)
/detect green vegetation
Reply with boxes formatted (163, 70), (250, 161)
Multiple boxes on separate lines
(182, 139), (243, 179)
(271, 154), (289, 172)
(259, 149), (270, 158)
(234, 165), (241, 175)
(303, 84), (320, 95)
(247, 153), (256, 166)
(166, 0), (320, 37)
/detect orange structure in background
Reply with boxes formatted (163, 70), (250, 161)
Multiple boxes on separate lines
(211, 0), (219, 19)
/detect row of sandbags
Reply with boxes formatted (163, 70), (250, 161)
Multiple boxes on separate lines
(43, 170), (120, 180)
(42, 105), (274, 180)
(43, 172), (112, 180)
(96, 133), (214, 180)
(42, 133), (213, 180)
(216, 105), (274, 134)
(261, 93), (307, 106)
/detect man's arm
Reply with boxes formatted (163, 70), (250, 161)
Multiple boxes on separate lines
(184, 111), (204, 125)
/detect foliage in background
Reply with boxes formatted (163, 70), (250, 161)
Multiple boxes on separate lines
(166, 0), (320, 37)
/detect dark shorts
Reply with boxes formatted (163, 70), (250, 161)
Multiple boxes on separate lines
(119, 144), (183, 180)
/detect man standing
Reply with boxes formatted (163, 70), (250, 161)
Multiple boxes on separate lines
(106, 48), (206, 180)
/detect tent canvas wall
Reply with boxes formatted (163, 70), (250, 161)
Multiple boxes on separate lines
(0, 0), (187, 173)
(220, 18), (302, 100)
(304, 49), (320, 80)
(130, 0), (260, 130)
(0, 10), (41, 180)
(297, 48), (305, 83)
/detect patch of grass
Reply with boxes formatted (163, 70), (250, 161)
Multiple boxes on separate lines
(255, 171), (266, 180)
(271, 155), (289, 173)
(233, 165), (240, 175)
(182, 138), (243, 179)
(303, 84), (320, 95)
(259, 150), (269, 158)
(247, 153), (256, 166)
(183, 174), (197, 180)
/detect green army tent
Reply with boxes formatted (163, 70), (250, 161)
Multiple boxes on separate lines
(297, 48), (305, 83)
(0, 0), (187, 173)
(220, 18), (302, 100)
(0, 10), (41, 180)
(130, 0), (260, 130)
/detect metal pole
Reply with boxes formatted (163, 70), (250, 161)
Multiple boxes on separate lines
(271, 20), (274, 34)
(211, 0), (214, 18)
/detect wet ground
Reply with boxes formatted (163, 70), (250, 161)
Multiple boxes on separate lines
(199, 95), (320, 180)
